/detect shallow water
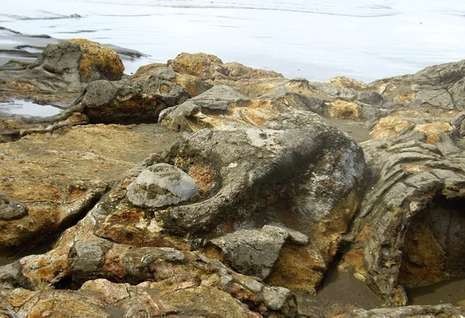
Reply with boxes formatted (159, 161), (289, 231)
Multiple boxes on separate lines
(2, 0), (465, 80)
(0, 100), (62, 117)
(408, 278), (465, 305)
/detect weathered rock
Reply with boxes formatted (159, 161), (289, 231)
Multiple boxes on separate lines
(127, 163), (199, 208)
(0, 124), (180, 248)
(0, 194), (27, 221)
(344, 134), (465, 305)
(370, 58), (465, 110)
(77, 66), (190, 123)
(210, 225), (289, 279)
(168, 52), (282, 83)
(0, 39), (124, 106)
(369, 107), (459, 143)
(157, 91), (366, 292)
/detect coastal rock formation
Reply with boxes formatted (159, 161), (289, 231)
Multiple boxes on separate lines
(3, 40), (465, 316)
(343, 127), (465, 305)
(0, 39), (124, 105)
(0, 124), (180, 249)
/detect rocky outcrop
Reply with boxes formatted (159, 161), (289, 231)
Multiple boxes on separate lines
(343, 129), (465, 305)
(4, 43), (465, 316)
(0, 39), (124, 106)
(0, 124), (180, 248)
(371, 59), (465, 110)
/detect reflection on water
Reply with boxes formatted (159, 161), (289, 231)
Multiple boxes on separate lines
(0, 100), (62, 117)
(1, 0), (465, 80)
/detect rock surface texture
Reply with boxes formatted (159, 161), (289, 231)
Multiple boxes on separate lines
(1, 41), (465, 317)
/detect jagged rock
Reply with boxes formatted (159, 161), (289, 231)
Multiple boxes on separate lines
(370, 59), (465, 110)
(126, 163), (199, 208)
(210, 225), (289, 279)
(132, 62), (212, 96)
(343, 134), (465, 305)
(78, 66), (190, 123)
(168, 52), (282, 83)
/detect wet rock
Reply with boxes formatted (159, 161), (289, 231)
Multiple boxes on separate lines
(210, 225), (288, 279)
(126, 163), (199, 208)
(0, 194), (27, 221)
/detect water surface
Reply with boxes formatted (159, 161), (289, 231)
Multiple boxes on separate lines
(1, 0), (465, 80)
(0, 100), (62, 117)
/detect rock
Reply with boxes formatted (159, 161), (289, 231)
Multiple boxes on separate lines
(0, 124), (180, 248)
(168, 52), (282, 83)
(369, 107), (461, 143)
(126, 163), (199, 208)
(0, 40), (124, 106)
(344, 135), (465, 305)
(357, 91), (384, 106)
(168, 52), (225, 80)
(67, 39), (124, 82)
(370, 59), (465, 110)
(262, 286), (292, 311)
(328, 100), (362, 120)
(210, 225), (289, 279)
(269, 223), (309, 245)
(0, 194), (27, 221)
(78, 66), (190, 123)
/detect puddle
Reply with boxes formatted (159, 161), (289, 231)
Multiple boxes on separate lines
(0, 99), (62, 118)
(408, 278), (465, 305)
(326, 118), (371, 142)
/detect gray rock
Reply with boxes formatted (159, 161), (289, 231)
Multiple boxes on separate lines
(0, 194), (27, 220)
(357, 91), (384, 106)
(159, 85), (247, 130)
(348, 137), (465, 305)
(70, 239), (112, 277)
(262, 286), (292, 311)
(210, 225), (288, 279)
(127, 163), (199, 208)
(268, 223), (309, 245)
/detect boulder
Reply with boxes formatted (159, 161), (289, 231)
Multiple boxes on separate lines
(78, 66), (190, 123)
(210, 225), (289, 279)
(0, 40), (124, 106)
(126, 163), (199, 208)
